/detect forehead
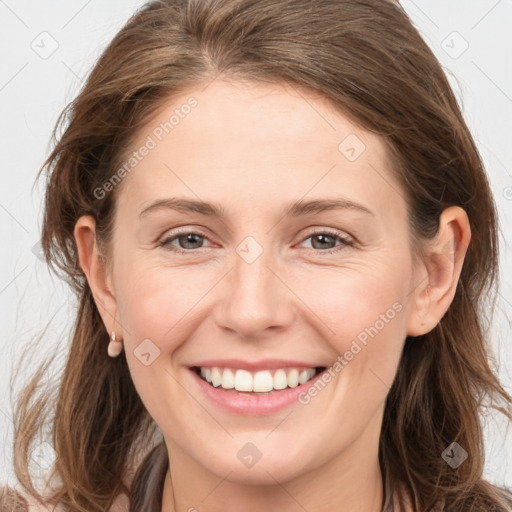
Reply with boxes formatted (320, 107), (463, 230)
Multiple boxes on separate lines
(115, 79), (407, 221)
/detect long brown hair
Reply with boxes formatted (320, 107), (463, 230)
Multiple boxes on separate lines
(2, 0), (511, 510)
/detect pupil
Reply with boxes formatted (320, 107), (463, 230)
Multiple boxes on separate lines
(313, 234), (334, 250)
(177, 233), (336, 250)
(180, 233), (202, 249)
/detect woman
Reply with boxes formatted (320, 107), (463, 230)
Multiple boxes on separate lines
(2, 0), (511, 511)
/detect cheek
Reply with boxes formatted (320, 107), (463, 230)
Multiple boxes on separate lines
(115, 245), (412, 361)
(112, 261), (207, 425)
(303, 262), (409, 342)
(114, 255), (211, 343)
(295, 256), (411, 395)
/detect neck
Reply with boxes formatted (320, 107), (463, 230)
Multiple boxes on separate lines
(161, 408), (385, 512)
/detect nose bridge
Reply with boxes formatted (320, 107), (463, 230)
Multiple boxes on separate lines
(216, 234), (293, 337)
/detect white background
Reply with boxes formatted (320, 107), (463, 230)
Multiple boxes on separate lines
(0, 0), (511, 490)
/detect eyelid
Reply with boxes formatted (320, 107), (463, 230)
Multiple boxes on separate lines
(158, 226), (355, 254)
(296, 227), (355, 253)
(300, 227), (353, 243)
(158, 226), (210, 253)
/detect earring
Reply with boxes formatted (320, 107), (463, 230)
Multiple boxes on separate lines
(108, 330), (123, 358)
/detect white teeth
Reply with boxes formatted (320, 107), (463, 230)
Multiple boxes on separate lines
(287, 369), (299, 388)
(221, 368), (235, 389)
(234, 369), (253, 391)
(253, 370), (274, 392)
(273, 369), (288, 390)
(201, 367), (212, 383)
(211, 367), (222, 387)
(198, 366), (318, 392)
(298, 369), (311, 385)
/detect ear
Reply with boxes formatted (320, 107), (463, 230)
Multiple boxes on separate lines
(74, 215), (121, 341)
(406, 206), (471, 337)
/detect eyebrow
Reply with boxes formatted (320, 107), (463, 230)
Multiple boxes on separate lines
(138, 197), (375, 219)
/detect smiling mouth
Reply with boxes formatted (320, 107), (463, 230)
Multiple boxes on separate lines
(191, 366), (326, 394)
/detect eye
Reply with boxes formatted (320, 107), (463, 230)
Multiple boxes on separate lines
(158, 228), (354, 255)
(298, 229), (354, 254)
(159, 229), (212, 253)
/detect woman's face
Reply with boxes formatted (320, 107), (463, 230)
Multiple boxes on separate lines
(100, 80), (425, 483)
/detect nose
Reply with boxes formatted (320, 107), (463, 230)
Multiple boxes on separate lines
(214, 238), (295, 340)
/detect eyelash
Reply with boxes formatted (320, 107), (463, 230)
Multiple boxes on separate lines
(158, 228), (355, 255)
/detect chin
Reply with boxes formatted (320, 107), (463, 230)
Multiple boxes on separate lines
(199, 445), (315, 486)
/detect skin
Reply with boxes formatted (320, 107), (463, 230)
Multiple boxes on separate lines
(75, 79), (471, 512)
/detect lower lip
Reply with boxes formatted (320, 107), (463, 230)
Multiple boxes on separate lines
(189, 368), (325, 415)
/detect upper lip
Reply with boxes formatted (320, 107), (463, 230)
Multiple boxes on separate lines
(190, 359), (326, 371)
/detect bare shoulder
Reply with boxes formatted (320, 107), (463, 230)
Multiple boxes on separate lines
(1, 485), (130, 512)
(0, 485), (28, 511)
(0, 485), (29, 511)
(0, 485), (64, 512)
(21, 493), (65, 512)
